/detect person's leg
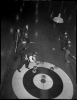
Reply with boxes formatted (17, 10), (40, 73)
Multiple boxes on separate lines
(14, 49), (19, 61)
(65, 52), (67, 62)
(24, 60), (30, 69)
(17, 60), (25, 72)
(65, 52), (70, 63)
(61, 41), (64, 51)
(14, 42), (23, 61)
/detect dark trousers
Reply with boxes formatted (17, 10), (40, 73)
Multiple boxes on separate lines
(17, 59), (30, 70)
(14, 42), (27, 60)
(61, 41), (64, 51)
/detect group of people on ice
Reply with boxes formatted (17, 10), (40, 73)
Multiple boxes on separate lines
(13, 24), (72, 72)
(13, 25), (38, 72)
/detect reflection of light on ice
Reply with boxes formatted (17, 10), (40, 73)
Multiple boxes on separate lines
(50, 12), (54, 18)
(1, 51), (4, 57)
(10, 27), (14, 33)
(68, 44), (71, 47)
(35, 32), (38, 36)
(16, 15), (19, 21)
(65, 35), (67, 38)
(69, 15), (72, 21)
(58, 38), (60, 40)
(64, 8), (66, 13)
(68, 40), (71, 44)
(52, 48), (55, 50)
(65, 32), (67, 35)
(36, 19), (38, 23)
(20, 8), (22, 12)
(36, 11), (38, 15)
(36, 3), (38, 9)
(23, 2), (25, 6)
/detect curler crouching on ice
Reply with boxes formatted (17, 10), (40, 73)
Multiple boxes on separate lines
(17, 52), (38, 72)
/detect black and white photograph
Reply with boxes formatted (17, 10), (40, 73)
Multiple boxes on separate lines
(1, 0), (76, 99)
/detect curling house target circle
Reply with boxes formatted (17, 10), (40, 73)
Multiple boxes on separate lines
(33, 74), (53, 90)
(12, 61), (74, 99)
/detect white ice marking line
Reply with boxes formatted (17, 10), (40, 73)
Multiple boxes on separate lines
(12, 61), (74, 99)
(43, 81), (53, 90)
(33, 80), (44, 90)
(33, 78), (53, 90)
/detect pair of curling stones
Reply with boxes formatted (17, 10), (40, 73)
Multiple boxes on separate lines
(32, 66), (37, 73)
(41, 74), (46, 83)
(50, 65), (58, 70)
(32, 61), (44, 73)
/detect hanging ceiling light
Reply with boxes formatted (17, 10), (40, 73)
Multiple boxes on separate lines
(53, 1), (64, 23)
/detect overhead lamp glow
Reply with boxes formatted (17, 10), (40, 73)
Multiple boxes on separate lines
(53, 1), (64, 23)
(53, 13), (64, 23)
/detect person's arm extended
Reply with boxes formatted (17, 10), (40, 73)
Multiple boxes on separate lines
(26, 37), (35, 44)
(34, 58), (39, 65)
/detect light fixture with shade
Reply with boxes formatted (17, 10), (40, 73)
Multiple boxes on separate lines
(53, 1), (64, 23)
